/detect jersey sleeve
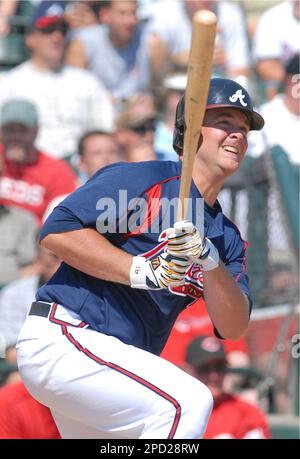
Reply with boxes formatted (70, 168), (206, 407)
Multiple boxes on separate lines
(227, 240), (252, 311)
(40, 162), (170, 241)
(40, 165), (125, 240)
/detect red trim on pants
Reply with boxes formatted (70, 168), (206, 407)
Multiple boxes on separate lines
(60, 323), (181, 439)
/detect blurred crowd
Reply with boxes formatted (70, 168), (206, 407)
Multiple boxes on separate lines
(0, 0), (299, 439)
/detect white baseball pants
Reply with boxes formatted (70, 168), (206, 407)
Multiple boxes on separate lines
(17, 302), (213, 439)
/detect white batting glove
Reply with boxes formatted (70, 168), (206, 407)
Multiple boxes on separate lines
(130, 252), (190, 290)
(166, 220), (219, 271)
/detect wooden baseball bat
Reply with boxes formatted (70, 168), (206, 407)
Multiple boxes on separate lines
(177, 10), (217, 222)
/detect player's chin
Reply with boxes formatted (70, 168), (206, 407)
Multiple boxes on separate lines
(220, 157), (241, 175)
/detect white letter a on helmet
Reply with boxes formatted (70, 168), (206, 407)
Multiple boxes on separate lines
(229, 89), (247, 107)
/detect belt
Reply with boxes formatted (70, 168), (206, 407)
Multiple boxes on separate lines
(29, 301), (52, 318)
(29, 301), (90, 329)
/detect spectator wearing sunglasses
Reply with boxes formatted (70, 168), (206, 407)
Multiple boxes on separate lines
(0, 7), (115, 161)
(183, 335), (270, 439)
(116, 93), (157, 163)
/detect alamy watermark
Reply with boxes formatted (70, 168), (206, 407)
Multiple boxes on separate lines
(291, 334), (300, 359)
(95, 191), (205, 235)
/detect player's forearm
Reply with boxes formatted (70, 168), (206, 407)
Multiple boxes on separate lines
(41, 228), (132, 284)
(203, 262), (249, 340)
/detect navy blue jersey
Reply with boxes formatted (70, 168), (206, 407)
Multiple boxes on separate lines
(38, 161), (251, 355)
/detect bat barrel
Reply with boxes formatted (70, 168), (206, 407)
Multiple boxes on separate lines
(177, 10), (217, 222)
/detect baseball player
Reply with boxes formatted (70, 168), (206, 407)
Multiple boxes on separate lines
(16, 78), (264, 439)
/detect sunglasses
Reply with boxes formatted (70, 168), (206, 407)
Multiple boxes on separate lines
(39, 23), (69, 36)
(131, 120), (156, 135)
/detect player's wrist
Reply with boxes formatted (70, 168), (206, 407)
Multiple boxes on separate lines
(130, 256), (165, 290)
(130, 253), (190, 290)
(191, 237), (219, 271)
(130, 256), (151, 289)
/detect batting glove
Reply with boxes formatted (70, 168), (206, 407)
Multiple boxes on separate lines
(166, 220), (219, 271)
(130, 252), (190, 290)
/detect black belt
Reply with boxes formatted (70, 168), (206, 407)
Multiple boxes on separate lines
(29, 301), (52, 318)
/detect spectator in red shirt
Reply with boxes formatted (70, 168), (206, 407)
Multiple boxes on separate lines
(161, 298), (255, 400)
(0, 339), (60, 439)
(183, 335), (270, 439)
(0, 380), (60, 439)
(161, 298), (249, 373)
(0, 99), (77, 225)
(0, 337), (60, 439)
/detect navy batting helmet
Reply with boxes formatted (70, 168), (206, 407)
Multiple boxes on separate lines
(173, 77), (264, 155)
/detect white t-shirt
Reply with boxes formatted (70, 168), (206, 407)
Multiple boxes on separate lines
(248, 94), (300, 165)
(252, 1), (300, 64)
(147, 0), (250, 75)
(0, 62), (115, 159)
(75, 24), (151, 103)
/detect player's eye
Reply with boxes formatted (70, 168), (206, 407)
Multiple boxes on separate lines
(238, 124), (249, 135)
(217, 118), (230, 124)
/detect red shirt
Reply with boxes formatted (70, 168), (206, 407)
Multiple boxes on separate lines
(0, 381), (60, 439)
(0, 147), (77, 224)
(204, 394), (270, 439)
(161, 298), (249, 366)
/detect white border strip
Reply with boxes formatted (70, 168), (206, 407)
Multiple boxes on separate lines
(251, 304), (300, 321)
